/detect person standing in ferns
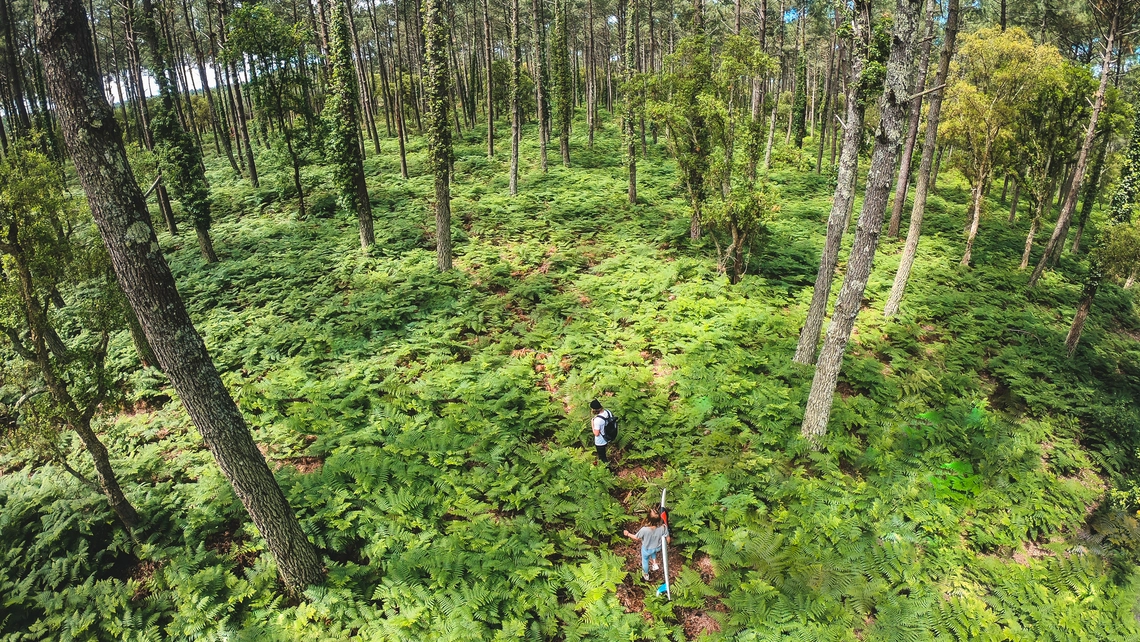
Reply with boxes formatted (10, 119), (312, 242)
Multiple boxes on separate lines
(624, 513), (670, 581)
(589, 399), (613, 465)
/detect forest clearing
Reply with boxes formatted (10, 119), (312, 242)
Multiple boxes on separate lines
(3, 0), (1140, 640)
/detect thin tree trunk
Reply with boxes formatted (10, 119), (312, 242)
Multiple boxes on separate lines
(801, 0), (921, 444)
(2, 236), (139, 532)
(532, 0), (548, 172)
(483, 0), (494, 159)
(763, 101), (777, 172)
(886, 0), (936, 237)
(1065, 284), (1095, 355)
(793, 1), (872, 364)
(1020, 198), (1043, 269)
(219, 3), (258, 188)
(1008, 174), (1020, 223)
(961, 178), (985, 265)
(391, 0), (409, 178)
(1071, 136), (1109, 254)
(509, 0), (521, 195)
(625, 0), (637, 203)
(38, 0), (325, 591)
(1029, 11), (1116, 287)
(815, 34), (836, 174)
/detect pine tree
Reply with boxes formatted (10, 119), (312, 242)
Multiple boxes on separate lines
(509, 0), (522, 195)
(552, 0), (572, 167)
(1064, 109), (1140, 354)
(37, 0), (326, 591)
(424, 0), (453, 270)
(801, 0), (923, 445)
(624, 0), (637, 203)
(139, 0), (217, 262)
(792, 55), (807, 148)
(326, 0), (375, 250)
(883, 0), (961, 317)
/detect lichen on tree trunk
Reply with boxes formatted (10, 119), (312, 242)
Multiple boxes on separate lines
(37, 0), (325, 591)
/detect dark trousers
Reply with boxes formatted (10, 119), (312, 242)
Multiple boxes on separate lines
(595, 443), (608, 463)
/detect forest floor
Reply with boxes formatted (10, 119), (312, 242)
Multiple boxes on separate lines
(3, 117), (1140, 640)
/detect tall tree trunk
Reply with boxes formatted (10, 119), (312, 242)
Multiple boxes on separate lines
(181, 0), (239, 176)
(509, 0), (521, 195)
(532, 0), (549, 172)
(624, 0), (637, 203)
(1020, 192), (1046, 269)
(793, 1), (871, 364)
(37, 0), (325, 590)
(814, 33), (836, 174)
(1007, 174), (1020, 223)
(801, 0), (921, 444)
(553, 0), (571, 167)
(218, 2), (258, 188)
(139, 0), (217, 263)
(1029, 10), (1116, 287)
(961, 177), (985, 265)
(391, 0), (409, 178)
(483, 0), (493, 159)
(329, 0), (374, 250)
(424, 0), (452, 270)
(346, 0), (381, 155)
(886, 0), (936, 237)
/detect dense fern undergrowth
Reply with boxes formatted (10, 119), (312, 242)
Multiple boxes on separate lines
(3, 114), (1140, 641)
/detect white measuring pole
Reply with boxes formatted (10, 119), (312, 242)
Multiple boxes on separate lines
(660, 488), (671, 601)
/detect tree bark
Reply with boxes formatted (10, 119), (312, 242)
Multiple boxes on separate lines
(886, 0), (936, 238)
(1020, 197), (1044, 269)
(801, 0), (921, 444)
(1029, 11), (1116, 287)
(532, 0), (549, 172)
(815, 34), (836, 174)
(553, 0), (572, 167)
(1007, 174), (1020, 223)
(424, 0), (452, 270)
(961, 179), (984, 265)
(37, 0), (325, 592)
(509, 0), (521, 195)
(625, 0), (637, 204)
(793, 1), (871, 364)
(1065, 284), (1094, 356)
(1071, 136), (1109, 254)
(483, 0), (494, 159)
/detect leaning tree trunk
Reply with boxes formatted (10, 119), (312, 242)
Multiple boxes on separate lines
(1066, 109), (1140, 355)
(883, 0), (959, 317)
(1029, 11), (1116, 287)
(425, 0), (453, 271)
(961, 173), (987, 266)
(37, 0), (325, 591)
(792, 1), (871, 365)
(886, 0), (936, 238)
(1071, 136), (1109, 254)
(3, 241), (140, 532)
(801, 0), (921, 445)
